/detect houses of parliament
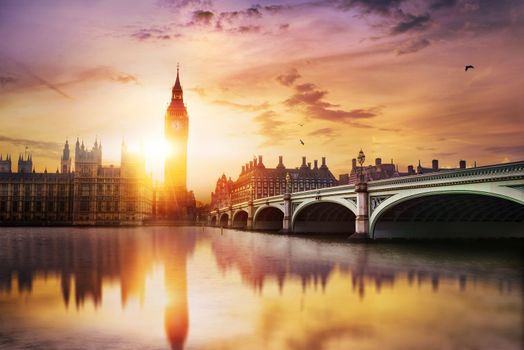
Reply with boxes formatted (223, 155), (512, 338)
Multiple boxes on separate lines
(0, 68), (195, 225)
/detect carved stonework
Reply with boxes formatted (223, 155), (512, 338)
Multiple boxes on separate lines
(344, 197), (357, 206)
(505, 184), (524, 192)
(291, 202), (302, 215)
(370, 195), (394, 212)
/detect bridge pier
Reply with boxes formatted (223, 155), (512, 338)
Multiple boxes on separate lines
(228, 206), (233, 228)
(281, 193), (292, 233)
(350, 182), (370, 241)
(247, 200), (254, 230)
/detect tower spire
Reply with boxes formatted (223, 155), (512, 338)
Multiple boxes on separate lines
(165, 62), (189, 201)
(172, 63), (183, 101)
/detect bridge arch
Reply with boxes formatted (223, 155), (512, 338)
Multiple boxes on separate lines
(370, 187), (524, 239)
(253, 205), (284, 231)
(210, 215), (217, 226)
(219, 213), (229, 228)
(232, 209), (248, 229)
(292, 199), (357, 234)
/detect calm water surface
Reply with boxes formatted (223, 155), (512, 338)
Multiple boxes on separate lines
(0, 226), (522, 350)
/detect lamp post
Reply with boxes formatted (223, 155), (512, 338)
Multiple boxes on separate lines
(350, 149), (369, 241)
(282, 172), (292, 233)
(357, 149), (366, 183)
(247, 180), (254, 230)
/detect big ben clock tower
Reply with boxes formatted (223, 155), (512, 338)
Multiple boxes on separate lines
(165, 64), (188, 194)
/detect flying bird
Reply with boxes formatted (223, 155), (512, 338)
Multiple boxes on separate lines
(298, 123), (304, 127)
(300, 139), (305, 145)
(465, 65), (474, 71)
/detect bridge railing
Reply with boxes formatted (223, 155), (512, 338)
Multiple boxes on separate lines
(208, 161), (524, 215)
(367, 161), (524, 188)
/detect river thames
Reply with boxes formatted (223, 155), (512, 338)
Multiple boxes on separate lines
(0, 226), (522, 350)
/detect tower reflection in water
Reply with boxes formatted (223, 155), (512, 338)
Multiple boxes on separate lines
(0, 227), (522, 350)
(158, 230), (193, 350)
(0, 227), (195, 350)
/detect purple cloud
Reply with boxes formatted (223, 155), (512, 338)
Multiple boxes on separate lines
(191, 10), (214, 25)
(392, 13), (431, 34)
(278, 69), (379, 125)
(0, 76), (17, 87)
(276, 68), (301, 86)
(396, 38), (431, 55)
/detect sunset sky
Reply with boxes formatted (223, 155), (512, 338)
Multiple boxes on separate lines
(0, 0), (523, 200)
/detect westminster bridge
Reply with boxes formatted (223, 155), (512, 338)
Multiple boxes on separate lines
(208, 161), (524, 239)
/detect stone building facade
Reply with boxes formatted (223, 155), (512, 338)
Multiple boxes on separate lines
(0, 139), (152, 225)
(210, 174), (234, 210)
(211, 155), (338, 209)
(338, 158), (400, 185)
(338, 158), (470, 185)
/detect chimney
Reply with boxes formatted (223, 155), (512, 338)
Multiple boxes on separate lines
(375, 158), (382, 166)
(321, 157), (327, 168)
(241, 165), (245, 174)
(459, 160), (466, 169)
(408, 165), (414, 175)
(352, 158), (357, 169)
(432, 159), (439, 171)
(277, 155), (285, 169)
(254, 157), (258, 167)
(314, 160), (318, 169)
(307, 162), (311, 169)
(249, 160), (253, 169)
(301, 156), (307, 168)
(258, 155), (263, 167)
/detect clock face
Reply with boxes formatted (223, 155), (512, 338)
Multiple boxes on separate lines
(171, 121), (180, 130)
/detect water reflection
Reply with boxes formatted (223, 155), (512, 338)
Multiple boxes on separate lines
(0, 227), (196, 350)
(0, 227), (522, 349)
(210, 231), (520, 297)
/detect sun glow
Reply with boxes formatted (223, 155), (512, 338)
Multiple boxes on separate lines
(127, 137), (173, 182)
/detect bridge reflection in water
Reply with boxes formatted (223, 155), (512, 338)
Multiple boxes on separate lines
(0, 227), (522, 349)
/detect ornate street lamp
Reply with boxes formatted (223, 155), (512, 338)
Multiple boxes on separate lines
(357, 149), (366, 183)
